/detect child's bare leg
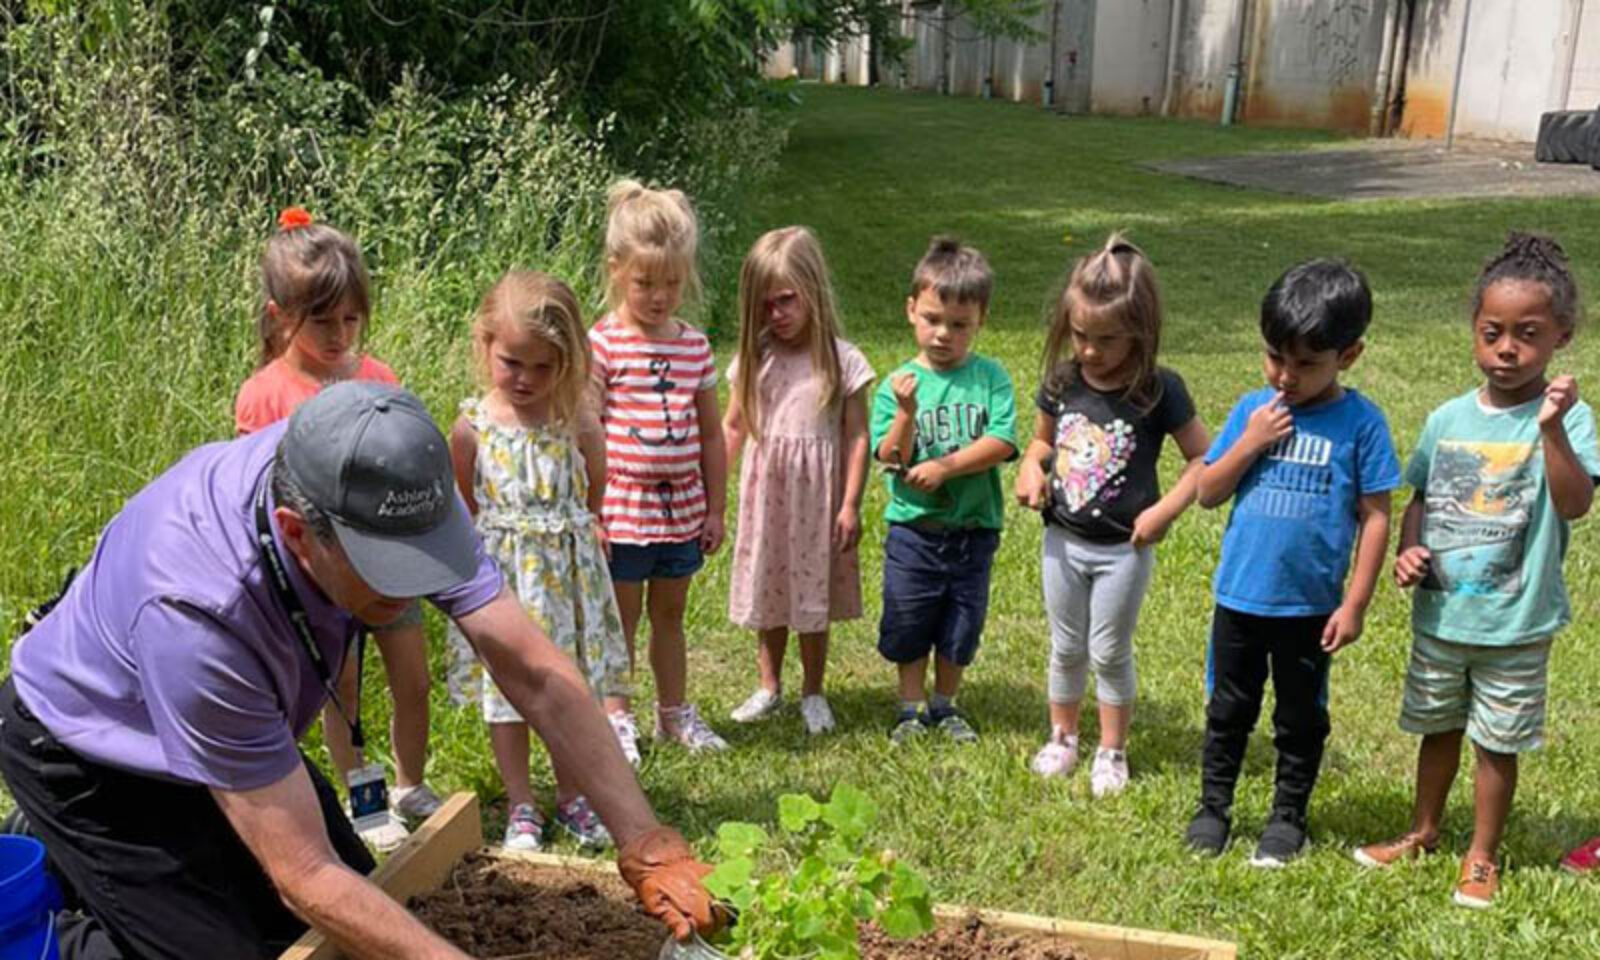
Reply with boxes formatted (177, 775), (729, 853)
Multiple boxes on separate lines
(609, 579), (644, 716)
(647, 575), (692, 712)
(1048, 701), (1082, 738)
(1098, 702), (1132, 751)
(797, 630), (828, 697)
(896, 658), (929, 704)
(1468, 742), (1518, 861)
(756, 627), (788, 694)
(489, 722), (536, 810)
(931, 654), (965, 700)
(373, 622), (430, 788)
(324, 654), (362, 779)
(1410, 730), (1463, 843)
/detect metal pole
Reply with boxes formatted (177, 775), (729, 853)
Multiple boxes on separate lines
(1044, 0), (1061, 108)
(1445, 0), (1473, 150)
(1559, 0), (1587, 109)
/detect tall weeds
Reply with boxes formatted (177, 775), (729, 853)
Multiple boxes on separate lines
(0, 3), (784, 625)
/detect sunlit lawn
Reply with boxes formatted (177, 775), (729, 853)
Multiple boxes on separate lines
(8, 84), (1600, 958)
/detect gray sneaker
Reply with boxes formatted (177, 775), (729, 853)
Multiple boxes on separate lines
(932, 710), (978, 744)
(889, 709), (928, 744)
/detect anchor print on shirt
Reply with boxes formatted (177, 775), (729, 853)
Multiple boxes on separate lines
(628, 357), (692, 519)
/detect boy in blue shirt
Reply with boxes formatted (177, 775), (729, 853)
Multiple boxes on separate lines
(1185, 260), (1400, 866)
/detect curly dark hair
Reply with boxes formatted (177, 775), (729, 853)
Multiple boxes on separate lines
(1472, 231), (1582, 331)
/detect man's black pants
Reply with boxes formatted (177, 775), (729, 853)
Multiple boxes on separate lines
(1200, 606), (1332, 818)
(0, 678), (374, 959)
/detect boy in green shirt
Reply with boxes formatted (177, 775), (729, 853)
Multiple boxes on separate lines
(871, 236), (1018, 743)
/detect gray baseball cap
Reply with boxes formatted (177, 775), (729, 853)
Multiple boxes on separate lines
(280, 381), (478, 597)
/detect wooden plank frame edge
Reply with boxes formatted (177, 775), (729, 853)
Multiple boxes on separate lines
(279, 791), (484, 960)
(281, 800), (1236, 960)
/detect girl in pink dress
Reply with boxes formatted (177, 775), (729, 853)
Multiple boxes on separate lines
(724, 226), (874, 735)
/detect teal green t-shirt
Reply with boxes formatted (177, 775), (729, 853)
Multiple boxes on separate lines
(869, 354), (1018, 530)
(1408, 388), (1600, 645)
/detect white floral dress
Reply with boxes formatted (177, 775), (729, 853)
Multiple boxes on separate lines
(447, 398), (630, 723)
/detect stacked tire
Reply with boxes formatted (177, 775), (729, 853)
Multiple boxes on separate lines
(1536, 107), (1600, 166)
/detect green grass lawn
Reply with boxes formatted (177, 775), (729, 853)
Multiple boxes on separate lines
(9, 84), (1600, 958)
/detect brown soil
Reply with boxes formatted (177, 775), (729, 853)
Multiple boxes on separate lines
(410, 853), (1096, 960)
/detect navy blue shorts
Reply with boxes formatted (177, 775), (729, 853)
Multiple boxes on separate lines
(608, 539), (704, 583)
(877, 523), (1000, 667)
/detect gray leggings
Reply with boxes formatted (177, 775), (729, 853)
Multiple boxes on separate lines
(1042, 525), (1155, 706)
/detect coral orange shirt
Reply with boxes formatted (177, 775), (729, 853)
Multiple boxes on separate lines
(234, 355), (399, 434)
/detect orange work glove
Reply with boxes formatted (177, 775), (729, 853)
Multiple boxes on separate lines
(617, 825), (719, 941)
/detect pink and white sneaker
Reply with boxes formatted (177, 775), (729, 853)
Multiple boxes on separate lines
(1030, 729), (1080, 778)
(608, 710), (642, 768)
(657, 703), (729, 752)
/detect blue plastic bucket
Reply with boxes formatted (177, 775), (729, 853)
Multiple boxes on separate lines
(0, 835), (61, 960)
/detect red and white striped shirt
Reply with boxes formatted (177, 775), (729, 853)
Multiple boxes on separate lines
(589, 313), (718, 544)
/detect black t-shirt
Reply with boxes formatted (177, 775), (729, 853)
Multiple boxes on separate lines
(1036, 366), (1196, 543)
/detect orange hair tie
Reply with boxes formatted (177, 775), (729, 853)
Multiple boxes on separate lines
(277, 206), (314, 231)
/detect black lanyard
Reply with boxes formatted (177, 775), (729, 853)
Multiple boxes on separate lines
(254, 478), (366, 750)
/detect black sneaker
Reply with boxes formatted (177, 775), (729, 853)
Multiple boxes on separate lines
(929, 709), (979, 744)
(1184, 805), (1231, 856)
(889, 708), (929, 744)
(1250, 809), (1308, 868)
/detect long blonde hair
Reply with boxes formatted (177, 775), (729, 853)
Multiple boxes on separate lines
(603, 179), (702, 312)
(733, 226), (845, 442)
(256, 212), (371, 369)
(1043, 233), (1165, 412)
(473, 270), (591, 427)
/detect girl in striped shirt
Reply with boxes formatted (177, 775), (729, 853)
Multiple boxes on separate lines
(589, 180), (730, 754)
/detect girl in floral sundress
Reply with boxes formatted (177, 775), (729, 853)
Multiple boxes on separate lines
(724, 226), (874, 734)
(447, 270), (631, 852)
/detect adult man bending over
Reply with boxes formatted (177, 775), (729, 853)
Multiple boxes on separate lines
(1, 382), (715, 959)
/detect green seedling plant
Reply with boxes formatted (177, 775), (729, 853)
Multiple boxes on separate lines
(701, 784), (935, 960)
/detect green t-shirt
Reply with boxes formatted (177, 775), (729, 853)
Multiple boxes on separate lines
(1408, 388), (1600, 645)
(870, 354), (1018, 530)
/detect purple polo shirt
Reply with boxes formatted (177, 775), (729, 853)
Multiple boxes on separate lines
(10, 422), (503, 791)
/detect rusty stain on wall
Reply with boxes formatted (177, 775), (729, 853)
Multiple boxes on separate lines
(1398, 82), (1450, 139)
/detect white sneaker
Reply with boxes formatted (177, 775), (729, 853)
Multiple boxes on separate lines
(730, 687), (782, 723)
(608, 710), (642, 768)
(1030, 730), (1079, 777)
(658, 703), (730, 752)
(357, 812), (411, 853)
(1090, 747), (1130, 798)
(389, 783), (443, 823)
(502, 803), (545, 852)
(799, 694), (836, 735)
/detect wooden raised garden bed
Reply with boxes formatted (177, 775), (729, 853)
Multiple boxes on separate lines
(281, 793), (1236, 960)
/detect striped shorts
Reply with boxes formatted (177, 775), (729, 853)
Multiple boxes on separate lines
(1399, 631), (1551, 754)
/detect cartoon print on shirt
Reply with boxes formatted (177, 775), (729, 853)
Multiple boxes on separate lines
(1051, 414), (1136, 513)
(1421, 440), (1536, 596)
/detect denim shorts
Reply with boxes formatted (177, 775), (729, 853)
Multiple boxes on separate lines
(877, 523), (1000, 667)
(608, 539), (704, 583)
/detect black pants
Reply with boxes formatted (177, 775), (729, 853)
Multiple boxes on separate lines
(0, 678), (374, 960)
(1200, 606), (1332, 818)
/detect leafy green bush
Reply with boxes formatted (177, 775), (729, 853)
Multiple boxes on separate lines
(701, 785), (936, 960)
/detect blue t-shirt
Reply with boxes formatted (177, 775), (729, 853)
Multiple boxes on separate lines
(1207, 387), (1401, 616)
(1408, 389), (1600, 645)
